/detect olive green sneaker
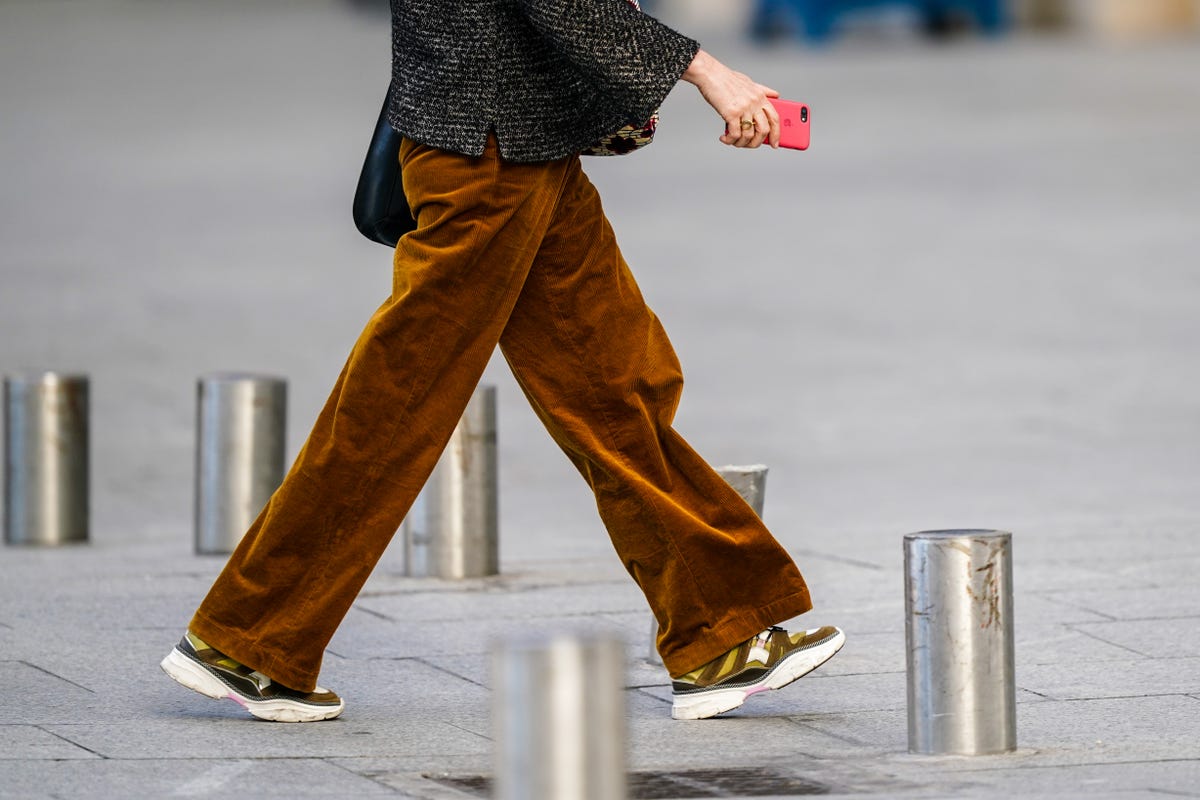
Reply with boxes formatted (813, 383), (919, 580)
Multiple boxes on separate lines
(160, 632), (343, 722)
(671, 626), (845, 720)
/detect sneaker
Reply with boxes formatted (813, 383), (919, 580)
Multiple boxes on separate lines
(671, 625), (845, 720)
(160, 632), (344, 722)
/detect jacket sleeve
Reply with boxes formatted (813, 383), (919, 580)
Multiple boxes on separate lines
(513, 0), (700, 124)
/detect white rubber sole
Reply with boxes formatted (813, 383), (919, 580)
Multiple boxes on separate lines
(160, 648), (343, 723)
(671, 628), (846, 721)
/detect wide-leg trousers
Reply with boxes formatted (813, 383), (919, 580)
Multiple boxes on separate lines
(190, 135), (813, 692)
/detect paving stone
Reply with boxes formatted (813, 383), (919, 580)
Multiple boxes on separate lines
(1039, 584), (1200, 622)
(354, 579), (648, 624)
(0, 662), (98, 725)
(327, 606), (627, 661)
(0, 758), (396, 798)
(1098, 553), (1200, 588)
(1016, 593), (1117, 627)
(1009, 559), (1157, 594)
(418, 648), (674, 692)
(629, 711), (851, 767)
(1072, 618), (1200, 659)
(797, 694), (1200, 768)
(332, 755), (494, 796)
(42, 716), (489, 761)
(0, 724), (98, 761)
(1015, 625), (1141, 667)
(1020, 657), (1200, 701)
(923, 759), (1200, 798)
(319, 657), (493, 740)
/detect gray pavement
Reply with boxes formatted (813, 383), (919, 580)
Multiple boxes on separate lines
(3, 1), (1200, 797)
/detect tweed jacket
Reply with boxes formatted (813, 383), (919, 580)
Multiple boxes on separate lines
(388, 0), (700, 162)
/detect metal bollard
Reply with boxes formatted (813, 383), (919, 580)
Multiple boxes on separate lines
(648, 464), (769, 664)
(716, 464), (768, 518)
(398, 515), (427, 577)
(905, 529), (1016, 755)
(493, 633), (626, 800)
(194, 374), (286, 555)
(419, 384), (498, 578)
(3, 373), (89, 546)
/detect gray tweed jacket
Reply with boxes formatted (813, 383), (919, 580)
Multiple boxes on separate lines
(387, 0), (700, 162)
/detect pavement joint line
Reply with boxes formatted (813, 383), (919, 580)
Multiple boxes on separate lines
(166, 759), (257, 796)
(19, 750), (473, 763)
(1072, 614), (1200, 623)
(352, 604), (396, 622)
(352, 611), (645, 624)
(323, 757), (405, 795)
(1025, 594), (1119, 622)
(792, 548), (886, 571)
(945, 755), (1200, 775)
(357, 577), (630, 599)
(1064, 625), (1154, 658)
(634, 687), (672, 707)
(34, 724), (107, 760)
(782, 717), (878, 748)
(19, 660), (96, 695)
(807, 670), (907, 679)
(409, 656), (489, 689)
(1056, 693), (1200, 703)
(443, 719), (492, 743)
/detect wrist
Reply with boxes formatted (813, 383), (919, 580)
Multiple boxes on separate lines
(681, 49), (716, 87)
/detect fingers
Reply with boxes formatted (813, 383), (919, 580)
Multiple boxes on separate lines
(721, 102), (777, 149)
(722, 114), (758, 147)
(693, 57), (783, 150)
(763, 98), (781, 148)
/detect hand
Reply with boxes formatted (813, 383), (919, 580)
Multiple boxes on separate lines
(681, 49), (781, 149)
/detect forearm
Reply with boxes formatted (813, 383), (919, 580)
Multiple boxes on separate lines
(680, 48), (720, 89)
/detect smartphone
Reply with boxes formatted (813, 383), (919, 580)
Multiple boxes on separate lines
(767, 98), (810, 151)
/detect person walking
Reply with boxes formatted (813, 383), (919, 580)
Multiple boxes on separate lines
(161, 0), (844, 723)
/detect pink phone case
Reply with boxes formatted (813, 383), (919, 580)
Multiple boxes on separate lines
(767, 98), (810, 151)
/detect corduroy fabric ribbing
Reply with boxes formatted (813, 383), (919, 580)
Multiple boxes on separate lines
(387, 0), (700, 162)
(189, 138), (813, 693)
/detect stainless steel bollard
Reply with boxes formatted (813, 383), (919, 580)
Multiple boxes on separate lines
(194, 374), (286, 555)
(716, 464), (768, 518)
(494, 633), (626, 800)
(422, 385), (498, 578)
(905, 529), (1016, 755)
(3, 373), (89, 546)
(399, 515), (427, 577)
(648, 464), (769, 664)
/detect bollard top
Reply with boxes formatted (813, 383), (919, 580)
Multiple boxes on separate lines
(715, 464), (769, 475)
(4, 372), (89, 387)
(197, 372), (287, 386)
(490, 630), (625, 657)
(904, 529), (1011, 542)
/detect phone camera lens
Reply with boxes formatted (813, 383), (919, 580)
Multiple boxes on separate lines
(800, 107), (808, 123)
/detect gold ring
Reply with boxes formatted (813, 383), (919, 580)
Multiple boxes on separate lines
(740, 120), (755, 129)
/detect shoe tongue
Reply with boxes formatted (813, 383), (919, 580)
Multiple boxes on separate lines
(747, 631), (773, 665)
(247, 671), (273, 691)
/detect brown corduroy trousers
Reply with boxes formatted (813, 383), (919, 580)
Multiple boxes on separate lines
(190, 135), (813, 692)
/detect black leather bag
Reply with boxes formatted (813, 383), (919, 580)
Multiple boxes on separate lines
(352, 89), (416, 248)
